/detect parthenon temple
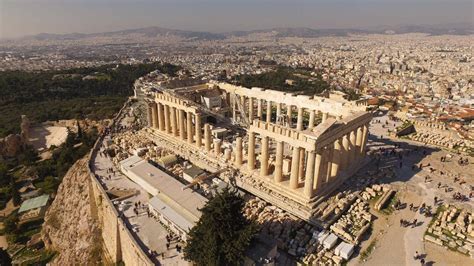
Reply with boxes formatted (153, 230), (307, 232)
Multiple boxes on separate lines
(146, 82), (372, 221)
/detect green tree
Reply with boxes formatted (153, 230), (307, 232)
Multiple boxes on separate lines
(0, 248), (12, 266)
(10, 177), (20, 206)
(0, 163), (8, 186)
(184, 187), (258, 266)
(3, 213), (18, 234)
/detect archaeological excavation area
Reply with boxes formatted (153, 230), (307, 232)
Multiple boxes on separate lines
(145, 82), (372, 222)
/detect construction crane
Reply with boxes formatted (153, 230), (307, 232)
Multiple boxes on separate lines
(182, 168), (229, 190)
(233, 93), (250, 127)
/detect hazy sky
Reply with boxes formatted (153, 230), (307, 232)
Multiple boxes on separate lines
(1, 0), (472, 38)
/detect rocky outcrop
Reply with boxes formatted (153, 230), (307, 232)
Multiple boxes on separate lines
(0, 134), (23, 157)
(41, 157), (102, 265)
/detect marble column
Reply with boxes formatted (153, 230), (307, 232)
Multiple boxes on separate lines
(266, 101), (272, 123)
(287, 105), (292, 127)
(331, 139), (342, 179)
(247, 132), (256, 170)
(204, 123), (212, 152)
(308, 110), (315, 129)
(164, 105), (171, 134)
(171, 107), (178, 137)
(361, 124), (369, 156)
(356, 126), (363, 159)
(235, 137), (243, 166)
(248, 97), (254, 121)
(179, 109), (186, 141)
(214, 139), (221, 156)
(186, 112), (193, 144)
(297, 108), (304, 131)
(232, 95), (237, 122)
(151, 102), (158, 129)
(350, 130), (357, 162)
(298, 148), (305, 180)
(274, 141), (284, 183)
(260, 136), (269, 176)
(341, 134), (350, 170)
(195, 114), (202, 147)
(290, 146), (300, 189)
(325, 146), (334, 183)
(146, 104), (153, 128)
(313, 151), (323, 191)
(276, 103), (282, 118)
(322, 112), (328, 123)
(304, 151), (316, 198)
(158, 103), (165, 131)
(257, 99), (263, 120)
(224, 148), (231, 161)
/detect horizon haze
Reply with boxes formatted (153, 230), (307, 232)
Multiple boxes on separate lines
(1, 0), (473, 39)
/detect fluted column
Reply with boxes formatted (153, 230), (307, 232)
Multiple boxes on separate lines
(325, 146), (334, 183)
(304, 151), (316, 198)
(164, 105), (171, 134)
(276, 103), (282, 118)
(248, 97), (254, 121)
(266, 101), (272, 123)
(232, 95), (237, 122)
(297, 108), (304, 131)
(235, 137), (243, 166)
(290, 146), (300, 189)
(331, 139), (342, 179)
(204, 124), (212, 152)
(158, 103), (165, 131)
(171, 107), (178, 137)
(260, 136), (269, 176)
(361, 124), (369, 156)
(356, 126), (363, 159)
(214, 139), (221, 156)
(146, 103), (153, 128)
(274, 141), (284, 183)
(195, 114), (202, 147)
(179, 109), (186, 141)
(349, 130), (357, 162)
(298, 148), (305, 180)
(151, 102), (158, 129)
(186, 112), (193, 144)
(247, 132), (256, 170)
(257, 99), (263, 120)
(313, 151), (323, 191)
(322, 112), (328, 123)
(341, 134), (350, 170)
(308, 110), (315, 129)
(287, 105), (292, 127)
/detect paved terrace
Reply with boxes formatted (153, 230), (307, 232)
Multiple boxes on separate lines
(90, 98), (188, 265)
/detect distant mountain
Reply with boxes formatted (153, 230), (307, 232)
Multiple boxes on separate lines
(18, 23), (474, 42)
(367, 23), (474, 36)
(26, 26), (226, 41)
(226, 27), (370, 38)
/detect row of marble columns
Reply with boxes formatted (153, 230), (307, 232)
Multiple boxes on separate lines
(148, 102), (203, 148)
(231, 95), (330, 130)
(237, 123), (369, 198)
(148, 101), (369, 199)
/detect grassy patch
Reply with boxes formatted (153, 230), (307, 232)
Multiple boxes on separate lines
(359, 238), (377, 262)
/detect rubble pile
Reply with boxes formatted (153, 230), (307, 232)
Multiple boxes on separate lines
(314, 192), (358, 225)
(330, 198), (372, 244)
(425, 205), (474, 257)
(361, 184), (390, 201)
(243, 198), (356, 265)
(409, 131), (473, 152)
(109, 131), (175, 165)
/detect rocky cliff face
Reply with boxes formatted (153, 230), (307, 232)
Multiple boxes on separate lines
(41, 157), (103, 265)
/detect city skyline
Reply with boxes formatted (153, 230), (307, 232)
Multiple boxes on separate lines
(1, 0), (472, 38)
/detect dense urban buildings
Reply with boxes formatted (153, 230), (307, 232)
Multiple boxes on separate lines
(0, 26), (472, 265)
